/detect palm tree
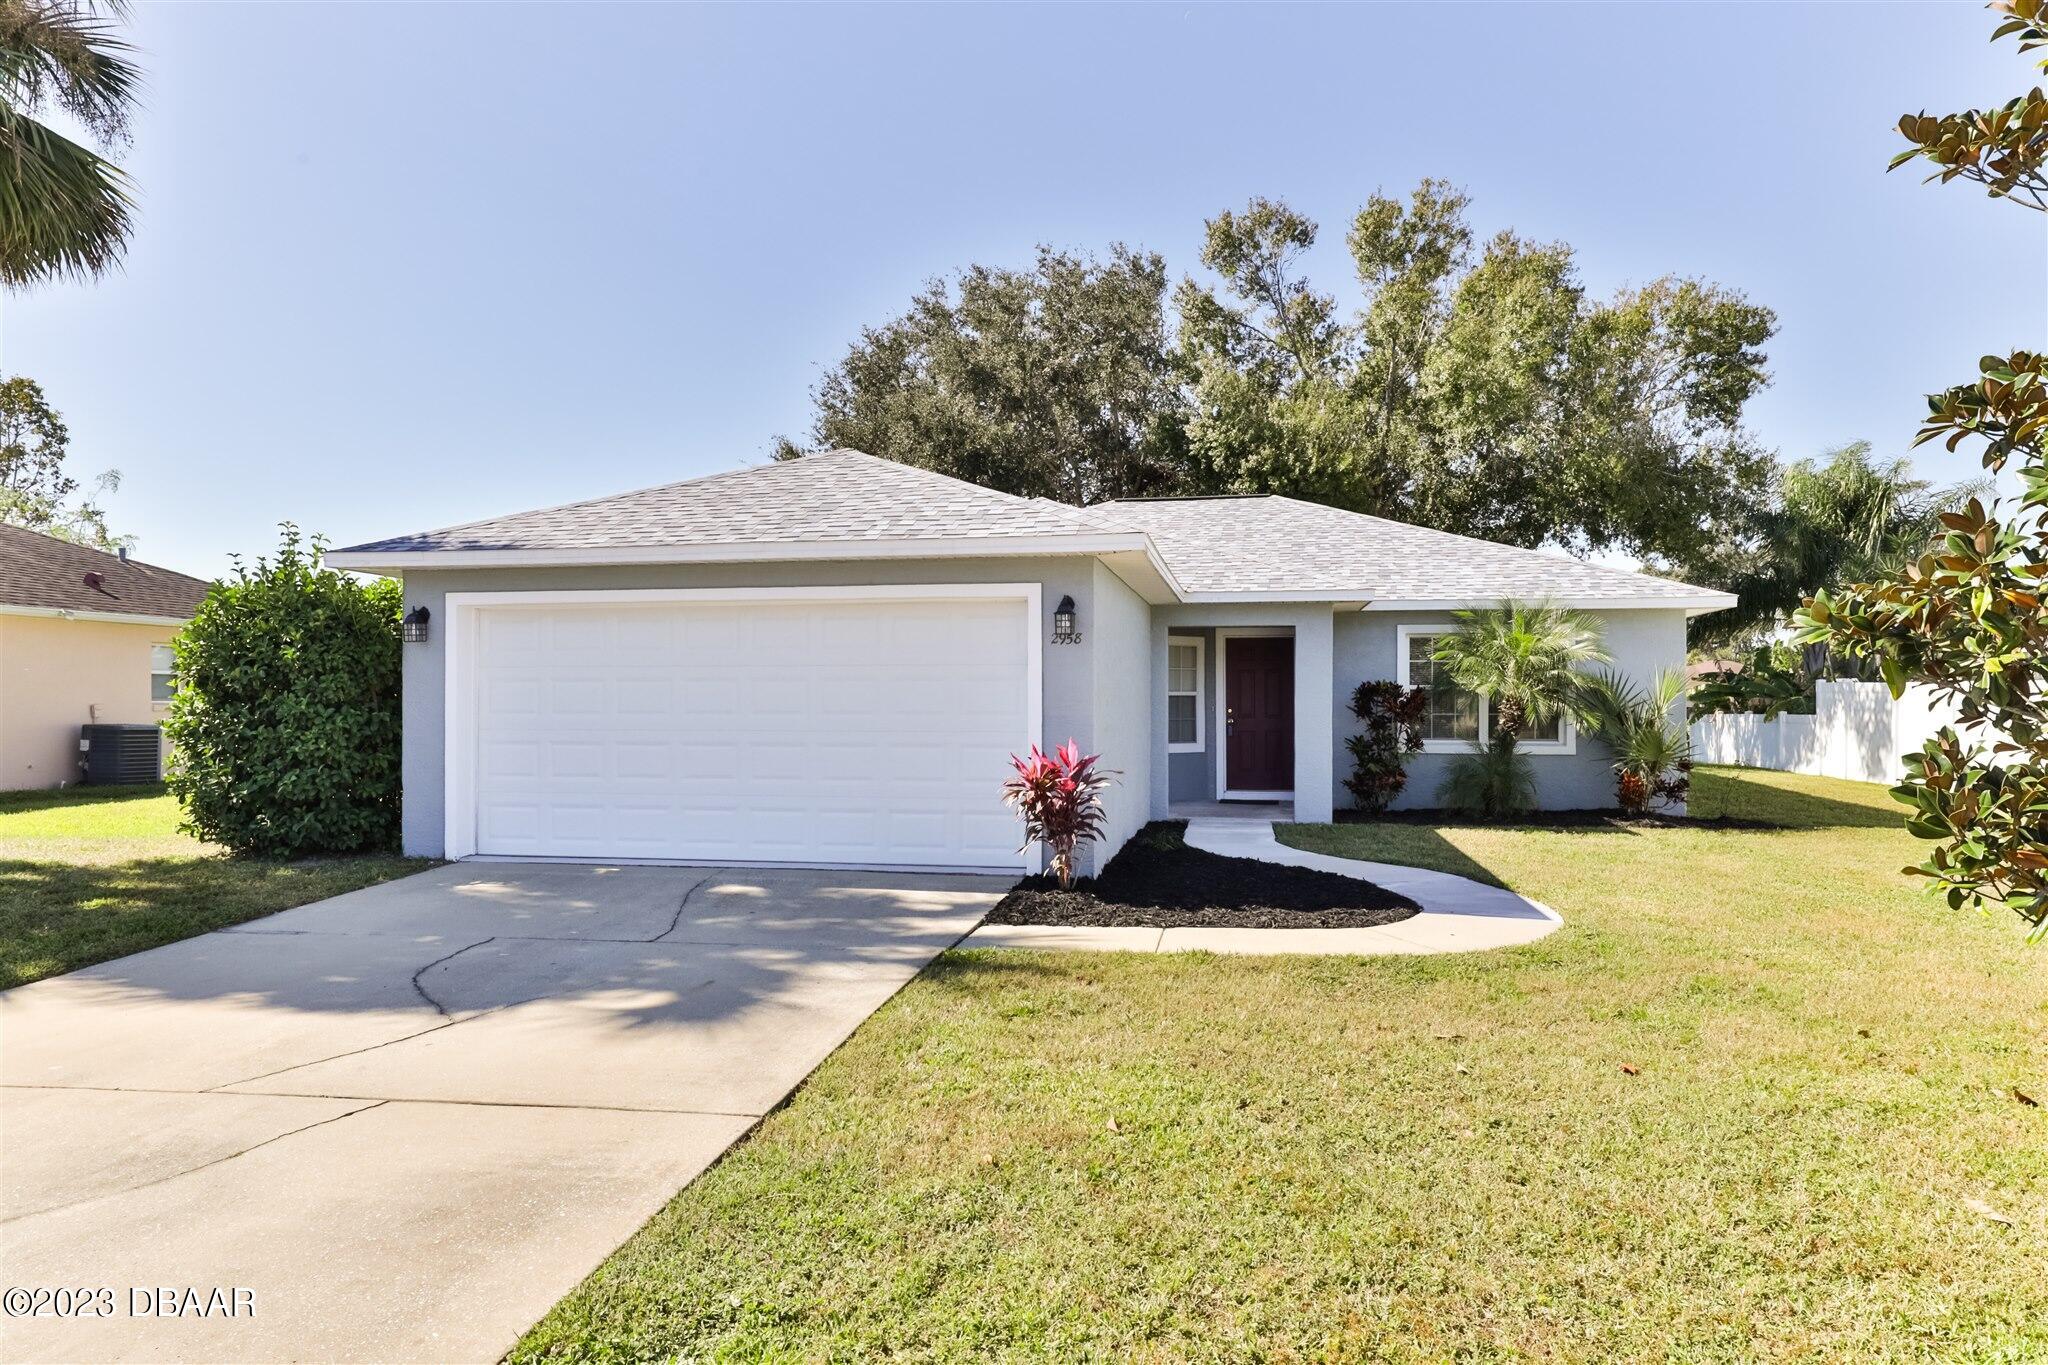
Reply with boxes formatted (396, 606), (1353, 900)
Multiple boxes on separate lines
(1431, 602), (1609, 817)
(1432, 601), (1609, 749)
(1, 0), (139, 288)
(1686, 442), (1986, 666)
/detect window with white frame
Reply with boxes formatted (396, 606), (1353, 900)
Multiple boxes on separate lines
(1166, 636), (1204, 751)
(150, 644), (176, 704)
(1398, 628), (1571, 752)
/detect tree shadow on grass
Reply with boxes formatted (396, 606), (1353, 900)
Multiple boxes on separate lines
(0, 783), (169, 817)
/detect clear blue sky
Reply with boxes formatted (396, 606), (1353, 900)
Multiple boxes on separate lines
(6, 2), (2042, 577)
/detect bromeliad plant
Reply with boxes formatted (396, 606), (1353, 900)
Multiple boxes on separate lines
(1343, 681), (1428, 815)
(1002, 740), (1116, 890)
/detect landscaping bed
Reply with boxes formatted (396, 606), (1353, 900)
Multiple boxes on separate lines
(984, 820), (1418, 929)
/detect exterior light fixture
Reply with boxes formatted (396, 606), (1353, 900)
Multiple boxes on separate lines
(401, 606), (431, 643)
(1051, 595), (1081, 644)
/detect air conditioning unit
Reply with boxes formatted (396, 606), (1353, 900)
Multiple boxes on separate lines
(79, 723), (162, 785)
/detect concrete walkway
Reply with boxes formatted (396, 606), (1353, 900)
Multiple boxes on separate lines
(0, 862), (1005, 1363)
(960, 818), (1559, 956)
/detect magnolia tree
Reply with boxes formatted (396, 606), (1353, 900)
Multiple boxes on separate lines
(1002, 741), (1115, 890)
(1797, 0), (2048, 937)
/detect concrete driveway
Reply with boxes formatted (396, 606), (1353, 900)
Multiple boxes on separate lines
(0, 861), (1003, 1363)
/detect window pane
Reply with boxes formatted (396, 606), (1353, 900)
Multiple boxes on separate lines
(1410, 635), (1481, 742)
(1167, 644), (1197, 694)
(151, 675), (175, 703)
(151, 644), (176, 672)
(1168, 694), (1197, 745)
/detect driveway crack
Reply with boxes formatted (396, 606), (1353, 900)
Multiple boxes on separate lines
(650, 874), (715, 942)
(1, 1099), (389, 1226)
(411, 936), (495, 1015)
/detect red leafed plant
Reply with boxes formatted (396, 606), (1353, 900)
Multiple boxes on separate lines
(1002, 740), (1117, 890)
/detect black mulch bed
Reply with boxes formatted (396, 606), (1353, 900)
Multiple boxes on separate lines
(985, 821), (1419, 930)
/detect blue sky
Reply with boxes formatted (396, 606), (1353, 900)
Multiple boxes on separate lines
(6, 2), (2042, 577)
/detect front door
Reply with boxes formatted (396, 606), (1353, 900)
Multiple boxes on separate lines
(1224, 636), (1294, 794)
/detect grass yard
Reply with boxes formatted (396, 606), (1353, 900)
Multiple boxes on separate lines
(516, 768), (2046, 1364)
(0, 784), (429, 989)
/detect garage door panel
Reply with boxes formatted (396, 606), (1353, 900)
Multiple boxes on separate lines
(468, 596), (1031, 868)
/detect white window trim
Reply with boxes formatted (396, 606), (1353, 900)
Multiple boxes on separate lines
(1165, 635), (1205, 754)
(439, 583), (1044, 869)
(1394, 623), (1577, 756)
(150, 642), (176, 708)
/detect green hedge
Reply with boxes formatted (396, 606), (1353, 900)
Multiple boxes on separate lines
(163, 525), (402, 857)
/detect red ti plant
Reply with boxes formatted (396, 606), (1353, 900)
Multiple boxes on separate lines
(1002, 740), (1116, 890)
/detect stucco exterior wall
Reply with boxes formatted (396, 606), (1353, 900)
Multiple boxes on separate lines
(1086, 562), (1153, 870)
(1331, 607), (1690, 812)
(0, 613), (177, 790)
(394, 557), (1105, 862)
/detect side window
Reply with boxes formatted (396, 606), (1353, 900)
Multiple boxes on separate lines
(1167, 638), (1204, 751)
(151, 643), (176, 703)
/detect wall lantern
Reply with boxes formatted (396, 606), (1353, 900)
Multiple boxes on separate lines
(1051, 595), (1081, 645)
(401, 606), (431, 643)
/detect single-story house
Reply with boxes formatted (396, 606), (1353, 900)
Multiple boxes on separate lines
(328, 448), (1733, 874)
(0, 525), (212, 790)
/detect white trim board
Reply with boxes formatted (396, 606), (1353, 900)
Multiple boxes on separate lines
(1394, 622), (1577, 756)
(0, 604), (193, 628)
(1213, 627), (1296, 800)
(1165, 634), (1206, 755)
(439, 583), (1044, 869)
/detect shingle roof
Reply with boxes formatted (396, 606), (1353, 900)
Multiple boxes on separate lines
(330, 447), (1725, 607)
(334, 449), (1111, 554)
(0, 524), (211, 619)
(1089, 494), (1720, 603)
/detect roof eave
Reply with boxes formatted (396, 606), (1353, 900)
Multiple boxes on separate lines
(0, 603), (195, 627)
(324, 532), (1165, 578)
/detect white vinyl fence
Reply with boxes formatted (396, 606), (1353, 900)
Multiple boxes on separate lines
(1689, 680), (1969, 786)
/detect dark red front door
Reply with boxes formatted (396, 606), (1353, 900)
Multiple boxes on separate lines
(1225, 636), (1294, 792)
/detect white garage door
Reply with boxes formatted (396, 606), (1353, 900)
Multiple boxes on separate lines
(462, 591), (1034, 870)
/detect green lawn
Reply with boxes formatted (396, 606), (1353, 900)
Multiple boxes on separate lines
(515, 768), (2046, 1364)
(0, 784), (429, 989)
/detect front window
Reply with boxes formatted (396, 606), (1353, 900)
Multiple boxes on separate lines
(1401, 629), (1572, 752)
(1407, 633), (1480, 743)
(150, 644), (176, 703)
(1167, 637), (1204, 751)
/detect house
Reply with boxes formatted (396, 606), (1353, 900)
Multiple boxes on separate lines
(327, 449), (1734, 874)
(0, 525), (211, 790)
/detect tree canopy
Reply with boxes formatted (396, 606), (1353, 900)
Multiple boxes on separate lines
(780, 182), (1778, 566)
(1, 373), (127, 549)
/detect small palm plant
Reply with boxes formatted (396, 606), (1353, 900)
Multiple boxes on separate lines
(1002, 740), (1116, 890)
(1585, 669), (1694, 815)
(1432, 602), (1609, 816)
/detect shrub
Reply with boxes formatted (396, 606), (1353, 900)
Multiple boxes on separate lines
(163, 525), (403, 857)
(1002, 740), (1115, 890)
(1587, 669), (1694, 815)
(1343, 681), (1427, 815)
(1437, 742), (1536, 818)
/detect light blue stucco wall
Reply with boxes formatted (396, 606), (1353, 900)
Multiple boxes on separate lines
(394, 556), (1104, 862)
(1330, 607), (1691, 812)
(1086, 562), (1154, 868)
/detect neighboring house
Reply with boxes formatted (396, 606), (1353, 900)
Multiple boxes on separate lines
(327, 449), (1733, 874)
(0, 525), (211, 790)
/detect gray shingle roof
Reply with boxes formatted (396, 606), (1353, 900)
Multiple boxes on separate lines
(332, 448), (1725, 606)
(1090, 494), (1721, 603)
(334, 449), (1111, 553)
(0, 523), (210, 619)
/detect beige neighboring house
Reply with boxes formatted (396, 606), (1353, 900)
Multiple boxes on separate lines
(0, 524), (212, 790)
